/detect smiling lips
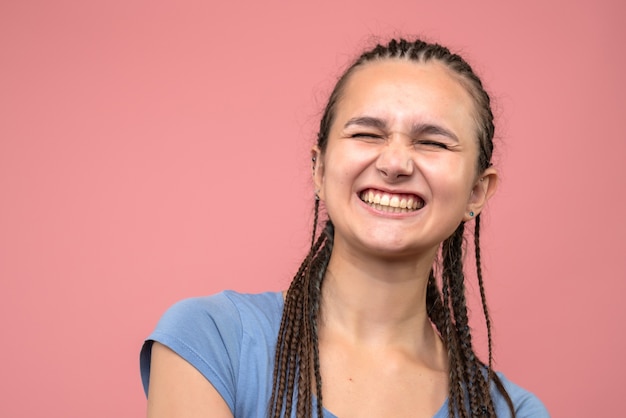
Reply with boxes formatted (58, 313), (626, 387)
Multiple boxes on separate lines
(359, 189), (425, 213)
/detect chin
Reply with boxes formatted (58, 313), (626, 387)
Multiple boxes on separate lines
(358, 238), (434, 260)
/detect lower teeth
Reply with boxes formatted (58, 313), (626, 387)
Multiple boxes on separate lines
(369, 203), (415, 213)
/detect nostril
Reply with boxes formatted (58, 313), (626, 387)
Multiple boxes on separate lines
(377, 164), (413, 179)
(376, 149), (414, 179)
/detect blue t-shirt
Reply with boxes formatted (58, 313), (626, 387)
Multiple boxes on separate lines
(140, 291), (549, 417)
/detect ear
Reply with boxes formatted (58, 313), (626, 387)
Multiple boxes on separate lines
(311, 146), (325, 201)
(464, 166), (498, 222)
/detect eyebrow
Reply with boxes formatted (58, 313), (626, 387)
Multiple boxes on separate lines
(344, 116), (388, 130)
(411, 123), (459, 143)
(344, 116), (459, 143)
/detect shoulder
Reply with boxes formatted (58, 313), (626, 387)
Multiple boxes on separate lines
(494, 372), (550, 418)
(147, 291), (282, 355)
(140, 291), (284, 403)
(152, 290), (283, 333)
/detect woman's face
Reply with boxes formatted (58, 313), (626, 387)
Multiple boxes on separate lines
(313, 59), (497, 259)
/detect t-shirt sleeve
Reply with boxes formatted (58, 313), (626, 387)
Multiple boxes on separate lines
(496, 373), (550, 418)
(139, 293), (243, 411)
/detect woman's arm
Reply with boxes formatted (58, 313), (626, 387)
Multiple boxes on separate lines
(147, 342), (234, 418)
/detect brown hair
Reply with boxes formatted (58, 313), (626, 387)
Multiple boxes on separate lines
(269, 38), (514, 418)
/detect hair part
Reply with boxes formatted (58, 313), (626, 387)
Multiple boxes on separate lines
(269, 38), (513, 418)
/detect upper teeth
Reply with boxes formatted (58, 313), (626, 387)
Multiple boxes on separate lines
(360, 189), (423, 210)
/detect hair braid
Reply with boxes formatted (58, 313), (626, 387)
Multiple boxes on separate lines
(474, 214), (492, 373)
(445, 224), (497, 416)
(475, 214), (516, 415)
(269, 199), (332, 418)
(426, 270), (446, 336)
(310, 225), (332, 417)
(440, 258), (467, 418)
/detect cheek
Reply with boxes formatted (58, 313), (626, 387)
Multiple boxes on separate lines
(321, 164), (351, 199)
(320, 146), (366, 193)
(423, 160), (475, 205)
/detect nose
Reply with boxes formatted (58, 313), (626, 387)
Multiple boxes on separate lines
(375, 138), (414, 181)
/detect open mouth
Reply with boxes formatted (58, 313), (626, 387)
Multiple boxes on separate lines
(359, 188), (425, 213)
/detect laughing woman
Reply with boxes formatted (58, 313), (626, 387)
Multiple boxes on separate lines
(140, 38), (549, 418)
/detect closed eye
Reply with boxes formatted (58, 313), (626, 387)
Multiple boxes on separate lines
(417, 140), (449, 150)
(351, 132), (384, 140)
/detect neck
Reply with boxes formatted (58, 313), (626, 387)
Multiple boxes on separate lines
(319, 240), (439, 348)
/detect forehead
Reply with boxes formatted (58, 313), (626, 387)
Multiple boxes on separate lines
(335, 59), (477, 135)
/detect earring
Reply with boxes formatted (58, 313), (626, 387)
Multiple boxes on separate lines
(469, 211), (475, 217)
(314, 189), (320, 201)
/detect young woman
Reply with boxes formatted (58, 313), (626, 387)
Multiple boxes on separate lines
(140, 38), (549, 418)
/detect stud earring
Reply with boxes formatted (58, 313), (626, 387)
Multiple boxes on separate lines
(314, 189), (320, 201)
(469, 211), (475, 217)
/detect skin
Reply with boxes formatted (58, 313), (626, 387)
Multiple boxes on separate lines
(312, 59), (497, 417)
(147, 342), (233, 418)
(146, 59), (497, 417)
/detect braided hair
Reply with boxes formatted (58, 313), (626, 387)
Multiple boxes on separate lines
(269, 38), (514, 418)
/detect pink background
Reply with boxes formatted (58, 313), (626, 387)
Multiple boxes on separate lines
(1, 1), (624, 416)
